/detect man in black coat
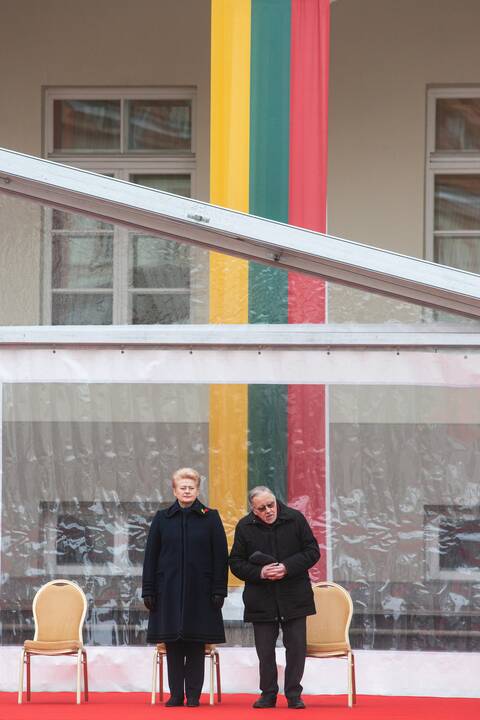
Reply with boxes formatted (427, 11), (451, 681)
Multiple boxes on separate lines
(143, 468), (228, 706)
(229, 485), (320, 710)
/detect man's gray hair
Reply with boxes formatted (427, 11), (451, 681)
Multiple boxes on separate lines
(248, 486), (275, 506)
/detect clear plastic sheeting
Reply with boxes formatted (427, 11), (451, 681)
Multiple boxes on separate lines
(2, 191), (480, 327)
(2, 381), (480, 651)
(1, 383), (209, 646)
(330, 385), (480, 651)
(0, 194), (209, 326)
(327, 283), (480, 326)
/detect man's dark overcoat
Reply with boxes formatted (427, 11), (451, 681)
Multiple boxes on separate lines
(142, 499), (228, 643)
(229, 501), (320, 622)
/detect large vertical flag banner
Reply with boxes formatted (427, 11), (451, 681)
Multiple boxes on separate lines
(209, 0), (250, 584)
(210, 0), (329, 582)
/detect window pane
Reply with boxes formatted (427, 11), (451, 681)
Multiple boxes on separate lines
(434, 175), (480, 230)
(131, 293), (190, 324)
(438, 516), (480, 572)
(126, 99), (191, 151)
(436, 98), (480, 151)
(131, 173), (191, 197)
(52, 235), (113, 288)
(52, 209), (113, 232)
(435, 235), (480, 273)
(56, 510), (115, 566)
(130, 236), (190, 289)
(52, 294), (113, 324)
(53, 100), (120, 152)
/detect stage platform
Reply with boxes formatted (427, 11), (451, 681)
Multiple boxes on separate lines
(1, 693), (479, 720)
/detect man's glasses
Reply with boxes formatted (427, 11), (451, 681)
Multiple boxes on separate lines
(254, 501), (276, 513)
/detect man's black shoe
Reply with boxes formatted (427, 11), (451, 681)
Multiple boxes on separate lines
(165, 696), (184, 707)
(186, 698), (200, 707)
(253, 695), (277, 708)
(287, 697), (306, 709)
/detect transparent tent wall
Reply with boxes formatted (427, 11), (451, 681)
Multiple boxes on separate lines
(2, 190), (480, 327)
(0, 193), (209, 326)
(2, 381), (480, 651)
(2, 182), (480, 654)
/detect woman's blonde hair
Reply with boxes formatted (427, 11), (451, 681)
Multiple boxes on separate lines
(172, 467), (201, 488)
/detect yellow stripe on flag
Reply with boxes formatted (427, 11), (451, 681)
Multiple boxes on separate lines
(209, 0), (250, 584)
(210, 0), (250, 322)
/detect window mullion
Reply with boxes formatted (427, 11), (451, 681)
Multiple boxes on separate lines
(120, 97), (125, 154)
(113, 227), (128, 325)
(114, 169), (130, 324)
(42, 209), (53, 324)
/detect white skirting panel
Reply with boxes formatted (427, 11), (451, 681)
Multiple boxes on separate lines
(2, 647), (480, 698)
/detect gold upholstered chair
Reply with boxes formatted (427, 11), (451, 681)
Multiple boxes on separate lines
(151, 643), (221, 705)
(306, 582), (356, 708)
(18, 579), (89, 705)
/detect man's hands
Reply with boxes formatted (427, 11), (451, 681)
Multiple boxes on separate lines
(143, 595), (156, 611)
(260, 562), (287, 581)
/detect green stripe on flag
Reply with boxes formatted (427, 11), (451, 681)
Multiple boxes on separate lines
(249, 0), (290, 323)
(248, 0), (290, 499)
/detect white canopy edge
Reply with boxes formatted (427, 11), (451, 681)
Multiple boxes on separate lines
(0, 324), (479, 348)
(1, 147), (480, 317)
(0, 345), (478, 386)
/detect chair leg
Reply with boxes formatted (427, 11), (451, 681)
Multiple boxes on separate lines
(82, 651), (89, 702)
(347, 652), (353, 708)
(215, 652), (222, 703)
(159, 652), (164, 702)
(351, 653), (357, 705)
(209, 652), (214, 706)
(76, 649), (82, 704)
(18, 648), (25, 704)
(151, 650), (157, 705)
(26, 652), (31, 701)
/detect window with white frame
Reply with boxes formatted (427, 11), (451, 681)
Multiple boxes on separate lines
(41, 500), (163, 576)
(43, 88), (206, 325)
(426, 88), (480, 274)
(424, 505), (480, 581)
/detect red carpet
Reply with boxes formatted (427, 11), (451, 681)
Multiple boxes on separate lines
(1, 693), (478, 720)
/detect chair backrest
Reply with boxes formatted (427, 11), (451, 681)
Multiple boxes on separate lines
(32, 580), (87, 642)
(306, 582), (353, 647)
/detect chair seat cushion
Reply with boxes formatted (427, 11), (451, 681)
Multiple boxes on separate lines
(156, 642), (216, 654)
(24, 639), (83, 654)
(306, 641), (350, 657)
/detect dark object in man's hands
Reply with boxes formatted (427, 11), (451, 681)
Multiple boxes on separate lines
(143, 595), (156, 611)
(249, 551), (277, 566)
(211, 594), (225, 609)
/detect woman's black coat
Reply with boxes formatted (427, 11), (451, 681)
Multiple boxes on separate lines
(142, 499), (228, 643)
(229, 501), (320, 622)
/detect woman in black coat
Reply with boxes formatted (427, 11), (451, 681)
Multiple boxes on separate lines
(142, 467), (228, 707)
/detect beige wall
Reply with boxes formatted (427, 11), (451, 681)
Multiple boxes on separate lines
(0, 0), (211, 199)
(0, 195), (42, 325)
(328, 0), (480, 257)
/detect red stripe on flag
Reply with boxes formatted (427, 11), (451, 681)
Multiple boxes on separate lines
(287, 385), (327, 581)
(287, 0), (330, 582)
(288, 0), (329, 238)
